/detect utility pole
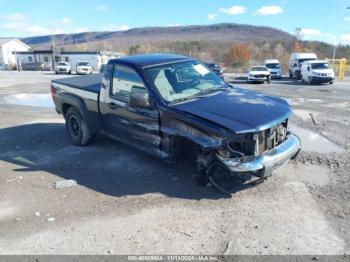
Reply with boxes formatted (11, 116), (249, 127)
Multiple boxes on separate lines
(332, 46), (337, 65)
(51, 34), (55, 71)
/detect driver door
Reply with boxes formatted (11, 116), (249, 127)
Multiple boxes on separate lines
(100, 64), (160, 155)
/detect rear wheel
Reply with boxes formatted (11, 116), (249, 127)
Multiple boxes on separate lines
(65, 107), (94, 146)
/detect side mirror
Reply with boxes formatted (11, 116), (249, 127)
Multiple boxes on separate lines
(129, 86), (150, 108)
(294, 63), (297, 67)
(307, 67), (310, 72)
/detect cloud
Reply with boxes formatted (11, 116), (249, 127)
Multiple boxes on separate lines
(2, 22), (52, 35)
(166, 24), (181, 27)
(74, 27), (91, 33)
(96, 5), (107, 11)
(219, 5), (246, 15)
(253, 6), (283, 16)
(102, 24), (129, 31)
(300, 28), (322, 36)
(4, 12), (27, 21)
(0, 12), (68, 36)
(61, 17), (73, 25)
(341, 34), (350, 44)
(207, 13), (217, 20)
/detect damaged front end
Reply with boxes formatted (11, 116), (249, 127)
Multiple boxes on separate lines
(198, 120), (301, 183)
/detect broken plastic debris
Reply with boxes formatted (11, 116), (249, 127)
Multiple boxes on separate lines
(13, 156), (36, 166)
(54, 179), (78, 189)
(47, 217), (55, 222)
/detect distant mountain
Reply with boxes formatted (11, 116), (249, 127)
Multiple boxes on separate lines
(21, 23), (295, 50)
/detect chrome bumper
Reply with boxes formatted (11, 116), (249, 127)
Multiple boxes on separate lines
(217, 133), (301, 178)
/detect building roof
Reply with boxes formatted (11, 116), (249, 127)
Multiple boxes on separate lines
(0, 38), (31, 49)
(110, 53), (193, 67)
(0, 38), (13, 45)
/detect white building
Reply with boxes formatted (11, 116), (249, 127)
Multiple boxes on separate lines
(0, 38), (30, 70)
(15, 50), (121, 71)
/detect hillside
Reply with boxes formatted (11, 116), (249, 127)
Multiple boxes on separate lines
(22, 23), (295, 50)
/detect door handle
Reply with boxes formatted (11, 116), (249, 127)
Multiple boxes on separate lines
(107, 102), (117, 109)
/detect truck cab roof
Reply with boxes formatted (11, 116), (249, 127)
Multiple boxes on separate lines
(108, 53), (193, 68)
(265, 59), (279, 64)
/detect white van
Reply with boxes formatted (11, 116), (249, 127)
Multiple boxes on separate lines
(265, 59), (281, 79)
(289, 53), (317, 80)
(301, 60), (335, 85)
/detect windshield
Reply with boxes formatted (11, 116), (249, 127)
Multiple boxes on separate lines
(266, 63), (280, 69)
(311, 63), (331, 70)
(251, 67), (268, 71)
(298, 58), (316, 65)
(146, 60), (227, 103)
(78, 62), (90, 66)
(58, 63), (67, 66)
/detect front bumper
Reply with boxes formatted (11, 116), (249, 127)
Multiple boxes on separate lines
(217, 133), (301, 178)
(248, 77), (268, 82)
(55, 69), (69, 73)
(77, 68), (92, 74)
(270, 73), (281, 79)
(310, 76), (334, 83)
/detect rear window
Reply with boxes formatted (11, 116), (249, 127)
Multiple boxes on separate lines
(78, 62), (90, 66)
(298, 58), (316, 65)
(266, 63), (280, 69)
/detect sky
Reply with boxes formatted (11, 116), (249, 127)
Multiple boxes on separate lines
(0, 0), (349, 45)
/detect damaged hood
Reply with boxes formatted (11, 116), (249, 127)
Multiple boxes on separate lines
(172, 87), (292, 134)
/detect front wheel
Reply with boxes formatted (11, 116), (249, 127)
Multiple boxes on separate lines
(65, 107), (94, 146)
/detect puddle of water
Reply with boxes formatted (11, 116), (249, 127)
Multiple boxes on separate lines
(4, 93), (54, 108)
(289, 125), (345, 154)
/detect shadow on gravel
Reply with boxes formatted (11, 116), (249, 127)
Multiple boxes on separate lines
(0, 123), (258, 200)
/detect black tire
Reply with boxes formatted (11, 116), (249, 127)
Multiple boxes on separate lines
(329, 81), (334, 85)
(65, 107), (94, 146)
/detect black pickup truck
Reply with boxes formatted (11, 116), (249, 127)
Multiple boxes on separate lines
(51, 54), (301, 183)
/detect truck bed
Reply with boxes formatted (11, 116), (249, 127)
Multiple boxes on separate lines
(52, 74), (103, 93)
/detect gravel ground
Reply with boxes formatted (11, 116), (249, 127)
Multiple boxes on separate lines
(0, 71), (349, 255)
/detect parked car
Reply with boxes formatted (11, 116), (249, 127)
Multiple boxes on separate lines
(99, 63), (107, 73)
(76, 61), (93, 75)
(247, 66), (271, 83)
(289, 53), (317, 80)
(265, 59), (282, 79)
(204, 63), (224, 78)
(51, 54), (300, 185)
(301, 60), (335, 85)
(55, 62), (71, 74)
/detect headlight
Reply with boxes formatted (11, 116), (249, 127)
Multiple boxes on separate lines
(249, 74), (254, 77)
(312, 71), (320, 76)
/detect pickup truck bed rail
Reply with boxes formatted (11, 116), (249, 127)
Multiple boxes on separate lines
(52, 74), (103, 93)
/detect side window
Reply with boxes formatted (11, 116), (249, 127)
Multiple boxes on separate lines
(111, 65), (145, 101)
